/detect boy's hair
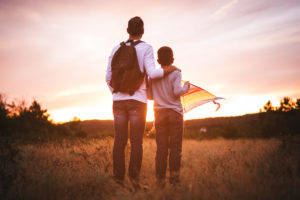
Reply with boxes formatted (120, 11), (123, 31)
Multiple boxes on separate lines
(127, 16), (144, 36)
(158, 46), (174, 66)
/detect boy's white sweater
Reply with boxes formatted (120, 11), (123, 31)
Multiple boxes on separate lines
(149, 70), (189, 115)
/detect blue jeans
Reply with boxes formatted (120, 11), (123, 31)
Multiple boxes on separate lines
(112, 100), (147, 181)
(154, 108), (183, 183)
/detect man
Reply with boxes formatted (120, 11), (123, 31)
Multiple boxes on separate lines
(105, 16), (177, 187)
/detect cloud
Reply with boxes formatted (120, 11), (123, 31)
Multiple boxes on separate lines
(211, 0), (239, 20)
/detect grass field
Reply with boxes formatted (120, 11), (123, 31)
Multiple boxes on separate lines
(1, 137), (300, 200)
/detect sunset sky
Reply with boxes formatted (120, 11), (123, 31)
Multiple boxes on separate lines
(1, 0), (300, 122)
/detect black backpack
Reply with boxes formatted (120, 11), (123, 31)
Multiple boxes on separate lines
(110, 40), (145, 96)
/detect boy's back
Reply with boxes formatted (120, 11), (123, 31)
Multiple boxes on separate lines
(151, 46), (190, 184)
(151, 70), (188, 115)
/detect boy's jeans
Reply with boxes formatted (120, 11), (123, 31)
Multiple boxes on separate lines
(154, 108), (183, 183)
(113, 100), (147, 181)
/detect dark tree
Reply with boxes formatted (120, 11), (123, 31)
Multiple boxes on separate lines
(0, 94), (9, 120)
(0, 95), (10, 135)
(296, 99), (300, 110)
(279, 97), (295, 112)
(263, 100), (274, 112)
(28, 100), (49, 120)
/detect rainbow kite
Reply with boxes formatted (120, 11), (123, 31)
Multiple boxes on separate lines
(146, 81), (224, 135)
(181, 81), (224, 113)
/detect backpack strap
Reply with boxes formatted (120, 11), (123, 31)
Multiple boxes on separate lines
(126, 40), (143, 46)
(134, 40), (143, 46)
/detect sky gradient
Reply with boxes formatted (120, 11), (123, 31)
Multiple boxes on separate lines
(1, 0), (300, 122)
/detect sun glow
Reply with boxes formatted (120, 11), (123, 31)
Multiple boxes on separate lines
(48, 93), (285, 123)
(49, 100), (155, 123)
(49, 107), (103, 123)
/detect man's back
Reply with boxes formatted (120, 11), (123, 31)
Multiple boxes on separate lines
(106, 41), (164, 103)
(151, 70), (189, 115)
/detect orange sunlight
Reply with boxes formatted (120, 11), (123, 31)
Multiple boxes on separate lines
(48, 94), (287, 123)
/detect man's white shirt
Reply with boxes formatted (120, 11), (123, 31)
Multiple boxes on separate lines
(106, 41), (164, 103)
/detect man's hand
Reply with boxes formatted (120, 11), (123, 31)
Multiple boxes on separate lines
(184, 81), (190, 90)
(163, 65), (181, 76)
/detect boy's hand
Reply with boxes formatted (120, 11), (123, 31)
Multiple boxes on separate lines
(163, 65), (181, 76)
(184, 81), (190, 90)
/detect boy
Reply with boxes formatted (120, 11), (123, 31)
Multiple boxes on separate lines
(149, 46), (190, 185)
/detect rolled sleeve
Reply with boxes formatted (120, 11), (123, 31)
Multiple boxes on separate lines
(144, 46), (164, 79)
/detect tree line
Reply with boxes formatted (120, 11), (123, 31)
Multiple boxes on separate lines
(183, 97), (300, 140)
(261, 97), (300, 112)
(0, 94), (88, 141)
(1, 94), (299, 141)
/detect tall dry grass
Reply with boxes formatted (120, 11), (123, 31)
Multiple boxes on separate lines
(1, 137), (299, 200)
